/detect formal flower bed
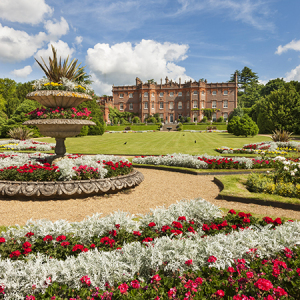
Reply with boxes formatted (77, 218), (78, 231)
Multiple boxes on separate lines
(26, 107), (92, 120)
(0, 199), (299, 299)
(0, 152), (132, 181)
(33, 77), (92, 94)
(133, 153), (276, 169)
(246, 156), (300, 198)
(183, 130), (228, 133)
(0, 140), (55, 151)
(216, 141), (300, 155)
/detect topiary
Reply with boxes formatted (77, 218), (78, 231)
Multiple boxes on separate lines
(132, 116), (140, 123)
(233, 115), (259, 137)
(202, 116), (208, 123)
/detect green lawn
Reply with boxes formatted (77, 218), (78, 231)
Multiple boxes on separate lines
(106, 125), (159, 131)
(35, 132), (272, 155)
(183, 124), (227, 130)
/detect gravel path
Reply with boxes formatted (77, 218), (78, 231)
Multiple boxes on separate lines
(1, 168), (300, 226)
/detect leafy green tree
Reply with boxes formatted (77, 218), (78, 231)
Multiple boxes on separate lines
(228, 106), (244, 122)
(11, 99), (40, 123)
(0, 94), (6, 112)
(257, 83), (300, 134)
(261, 78), (285, 96)
(15, 81), (34, 102)
(227, 116), (240, 134)
(230, 66), (258, 87)
(238, 81), (263, 108)
(237, 115), (259, 137)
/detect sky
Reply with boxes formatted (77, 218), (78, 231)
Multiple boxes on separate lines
(0, 0), (300, 96)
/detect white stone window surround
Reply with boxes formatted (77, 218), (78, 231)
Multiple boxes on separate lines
(212, 100), (217, 108)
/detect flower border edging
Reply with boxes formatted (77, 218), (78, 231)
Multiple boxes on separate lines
(0, 169), (144, 200)
(213, 176), (300, 211)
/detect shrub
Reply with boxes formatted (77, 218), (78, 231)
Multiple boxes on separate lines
(217, 116), (224, 123)
(76, 125), (89, 137)
(237, 115), (259, 137)
(201, 116), (208, 123)
(271, 129), (293, 142)
(227, 116), (240, 134)
(177, 122), (183, 131)
(186, 117), (191, 123)
(88, 120), (105, 136)
(132, 116), (140, 123)
(125, 126), (131, 130)
(7, 127), (34, 140)
(113, 117), (119, 125)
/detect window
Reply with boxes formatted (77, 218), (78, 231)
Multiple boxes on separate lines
(187, 92), (190, 96)
(178, 92), (182, 97)
(187, 102), (189, 109)
(193, 100), (198, 108)
(152, 102), (154, 109)
(178, 101), (182, 109)
(202, 91), (205, 95)
(152, 92), (155, 98)
(223, 113), (228, 121)
(159, 92), (164, 97)
(169, 102), (174, 109)
(212, 91), (216, 95)
(201, 101), (204, 108)
(223, 100), (228, 108)
(120, 103), (124, 110)
(129, 103), (133, 110)
(212, 113), (217, 122)
(223, 90), (228, 95)
(212, 101), (217, 108)
(159, 113), (163, 120)
(139, 93), (141, 98)
(160, 102), (164, 109)
(144, 102), (148, 109)
(119, 93), (124, 98)
(144, 114), (148, 121)
(193, 91), (198, 95)
(129, 93), (133, 98)
(170, 92), (174, 97)
(144, 92), (148, 97)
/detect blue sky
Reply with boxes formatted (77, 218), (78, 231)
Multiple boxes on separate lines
(0, 0), (300, 95)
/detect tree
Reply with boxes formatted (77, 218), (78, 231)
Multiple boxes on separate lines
(257, 83), (300, 134)
(238, 81), (263, 108)
(261, 78), (285, 97)
(227, 116), (240, 134)
(15, 81), (34, 102)
(228, 115), (258, 137)
(11, 100), (40, 123)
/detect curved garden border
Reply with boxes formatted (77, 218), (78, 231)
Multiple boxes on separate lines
(0, 169), (144, 200)
(213, 177), (300, 211)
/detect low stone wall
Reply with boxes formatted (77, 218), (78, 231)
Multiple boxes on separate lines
(0, 169), (144, 200)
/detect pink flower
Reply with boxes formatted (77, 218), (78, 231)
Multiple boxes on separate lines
(246, 271), (254, 278)
(254, 278), (273, 291)
(80, 275), (91, 286)
(150, 274), (161, 283)
(195, 277), (203, 285)
(227, 267), (235, 273)
(168, 287), (177, 298)
(118, 283), (129, 294)
(26, 296), (36, 300)
(207, 255), (217, 263)
(130, 279), (140, 289)
(263, 296), (275, 300)
(215, 290), (225, 297)
(273, 286), (288, 297)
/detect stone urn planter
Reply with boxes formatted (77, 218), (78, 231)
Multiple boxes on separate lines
(23, 90), (95, 158)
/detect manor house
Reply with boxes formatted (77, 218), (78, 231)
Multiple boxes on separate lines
(99, 73), (238, 123)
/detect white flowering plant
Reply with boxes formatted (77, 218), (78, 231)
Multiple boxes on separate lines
(0, 140), (55, 151)
(0, 199), (299, 299)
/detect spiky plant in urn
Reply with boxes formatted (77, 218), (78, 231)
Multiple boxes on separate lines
(23, 45), (95, 159)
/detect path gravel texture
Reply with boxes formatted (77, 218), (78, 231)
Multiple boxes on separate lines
(0, 168), (299, 226)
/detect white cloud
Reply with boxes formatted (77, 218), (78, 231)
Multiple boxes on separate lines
(276, 39), (300, 55)
(75, 36), (83, 45)
(0, 23), (46, 62)
(44, 17), (69, 39)
(285, 65), (300, 82)
(86, 39), (192, 95)
(0, 0), (53, 25)
(11, 65), (33, 78)
(35, 41), (75, 63)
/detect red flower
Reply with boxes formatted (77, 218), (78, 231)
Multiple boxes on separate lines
(202, 224), (210, 231)
(80, 275), (91, 286)
(90, 244), (96, 248)
(264, 296), (275, 300)
(243, 218), (251, 224)
(115, 224), (120, 229)
(161, 225), (171, 232)
(25, 232), (34, 238)
(184, 279), (198, 292)
(142, 237), (153, 243)
(189, 220), (195, 224)
(231, 225), (237, 229)
(273, 217), (282, 225)
(148, 222), (156, 227)
(172, 221), (183, 229)
(238, 212), (247, 218)
(185, 259), (193, 266)
(0, 237), (5, 243)
(170, 229), (183, 235)
(22, 241), (31, 249)
(61, 241), (70, 248)
(227, 267), (235, 273)
(109, 230), (117, 237)
(43, 235), (53, 242)
(130, 279), (140, 289)
(133, 231), (141, 236)
(23, 248), (32, 255)
(246, 271), (254, 278)
(56, 235), (66, 242)
(215, 290), (225, 297)
(228, 209), (236, 214)
(254, 278), (273, 291)
(72, 244), (84, 252)
(10, 250), (21, 258)
(187, 226), (195, 233)
(178, 216), (186, 221)
(263, 216), (273, 224)
(208, 256), (217, 263)
(195, 277), (203, 285)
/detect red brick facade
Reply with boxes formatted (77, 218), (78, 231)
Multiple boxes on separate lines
(100, 74), (238, 123)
